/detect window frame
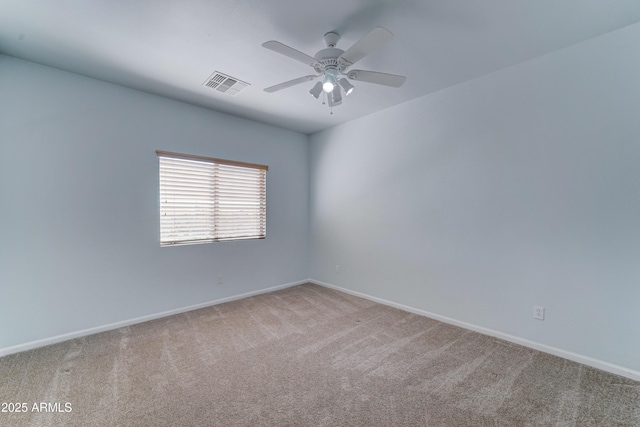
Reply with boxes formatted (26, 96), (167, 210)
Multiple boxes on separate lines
(156, 150), (268, 246)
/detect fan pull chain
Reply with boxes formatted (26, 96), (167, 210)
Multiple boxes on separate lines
(320, 89), (334, 114)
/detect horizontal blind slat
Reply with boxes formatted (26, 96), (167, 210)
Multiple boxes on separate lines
(158, 152), (266, 244)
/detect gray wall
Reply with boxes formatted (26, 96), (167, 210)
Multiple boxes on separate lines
(309, 23), (640, 372)
(0, 55), (309, 350)
(3, 21), (640, 376)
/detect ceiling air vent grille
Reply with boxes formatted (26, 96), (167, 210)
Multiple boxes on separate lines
(203, 71), (250, 96)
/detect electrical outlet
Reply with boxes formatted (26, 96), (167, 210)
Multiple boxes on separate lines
(217, 275), (224, 285)
(335, 265), (340, 274)
(533, 306), (544, 320)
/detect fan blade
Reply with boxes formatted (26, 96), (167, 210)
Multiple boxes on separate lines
(262, 41), (318, 67)
(264, 75), (318, 93)
(346, 70), (406, 88)
(338, 27), (394, 66)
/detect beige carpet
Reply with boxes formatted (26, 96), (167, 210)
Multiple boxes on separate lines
(1, 283), (638, 426)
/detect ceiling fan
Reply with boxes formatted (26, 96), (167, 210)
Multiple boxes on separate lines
(262, 27), (406, 111)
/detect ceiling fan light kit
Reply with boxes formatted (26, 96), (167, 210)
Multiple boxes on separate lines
(339, 78), (355, 96)
(322, 68), (338, 93)
(331, 84), (342, 105)
(262, 27), (406, 113)
(309, 82), (323, 99)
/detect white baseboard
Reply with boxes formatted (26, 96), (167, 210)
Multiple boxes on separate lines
(0, 279), (307, 358)
(310, 279), (640, 382)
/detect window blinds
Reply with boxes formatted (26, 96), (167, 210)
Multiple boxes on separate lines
(156, 150), (267, 246)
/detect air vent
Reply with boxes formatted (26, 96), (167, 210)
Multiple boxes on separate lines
(203, 71), (250, 96)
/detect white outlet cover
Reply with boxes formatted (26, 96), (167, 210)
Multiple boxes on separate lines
(533, 306), (545, 320)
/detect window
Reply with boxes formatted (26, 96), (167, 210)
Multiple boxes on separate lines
(156, 150), (267, 246)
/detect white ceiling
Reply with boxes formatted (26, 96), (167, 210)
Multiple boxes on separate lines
(2, 0), (640, 134)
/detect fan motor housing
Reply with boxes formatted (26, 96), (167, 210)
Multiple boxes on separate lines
(314, 47), (346, 73)
(314, 47), (344, 61)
